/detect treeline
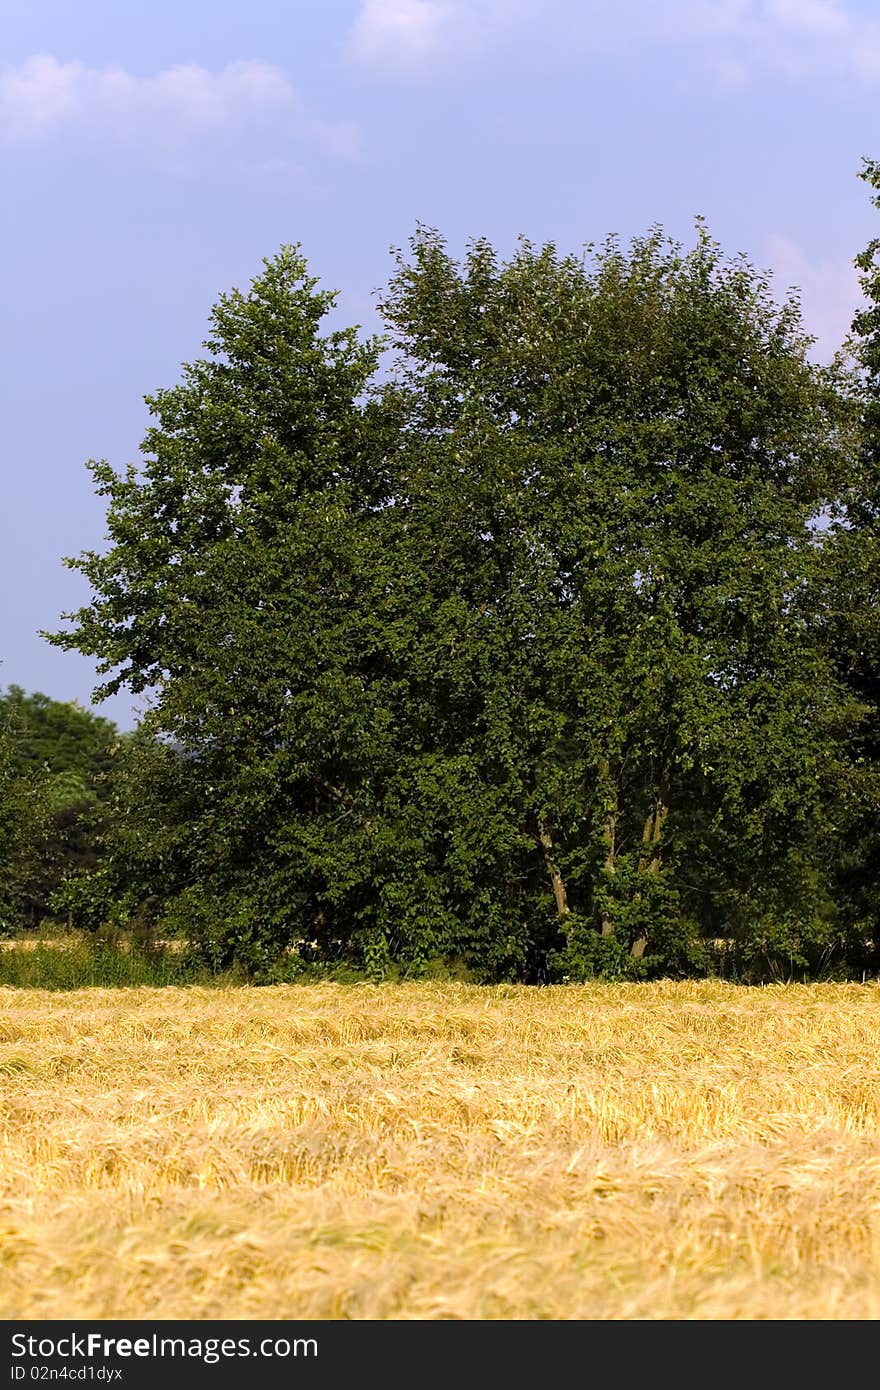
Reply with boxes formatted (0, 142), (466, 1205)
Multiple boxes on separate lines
(5, 166), (880, 982)
(0, 686), (122, 929)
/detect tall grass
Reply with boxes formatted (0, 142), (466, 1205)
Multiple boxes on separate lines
(0, 935), (226, 988)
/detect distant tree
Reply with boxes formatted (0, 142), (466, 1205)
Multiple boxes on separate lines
(47, 723), (188, 936)
(0, 686), (120, 923)
(50, 232), (858, 978)
(0, 716), (49, 932)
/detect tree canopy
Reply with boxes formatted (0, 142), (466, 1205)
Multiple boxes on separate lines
(0, 685), (122, 927)
(44, 206), (878, 981)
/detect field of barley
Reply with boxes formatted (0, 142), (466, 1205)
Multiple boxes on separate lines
(2, 978), (880, 1320)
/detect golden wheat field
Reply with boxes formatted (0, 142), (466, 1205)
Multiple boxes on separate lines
(1, 979), (880, 1320)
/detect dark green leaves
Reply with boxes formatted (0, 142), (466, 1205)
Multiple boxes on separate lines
(46, 223), (871, 980)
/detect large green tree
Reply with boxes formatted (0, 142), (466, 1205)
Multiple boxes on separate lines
(375, 225), (856, 977)
(819, 160), (880, 962)
(51, 250), (404, 972)
(51, 231), (858, 978)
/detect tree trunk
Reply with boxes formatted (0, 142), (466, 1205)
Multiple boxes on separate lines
(538, 821), (570, 918)
(638, 799), (669, 876)
(598, 758), (617, 937)
(631, 771), (669, 958)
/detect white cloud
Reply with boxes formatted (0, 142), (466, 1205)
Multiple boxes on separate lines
(766, 233), (863, 359)
(0, 55), (360, 161)
(348, 0), (451, 67)
(346, 0), (880, 84)
(346, 0), (534, 72)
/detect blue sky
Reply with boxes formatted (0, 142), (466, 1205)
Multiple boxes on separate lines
(2, 0), (878, 729)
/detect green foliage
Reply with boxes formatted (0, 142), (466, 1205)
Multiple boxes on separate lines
(547, 916), (640, 982)
(814, 158), (880, 965)
(46, 221), (873, 980)
(372, 222), (855, 975)
(0, 933), (236, 989)
(0, 685), (123, 925)
(48, 864), (134, 935)
(0, 727), (51, 932)
(0, 686), (118, 783)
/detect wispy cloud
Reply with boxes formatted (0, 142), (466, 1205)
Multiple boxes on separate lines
(0, 55), (361, 162)
(766, 232), (863, 359)
(346, 0), (880, 84)
(346, 0), (532, 73)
